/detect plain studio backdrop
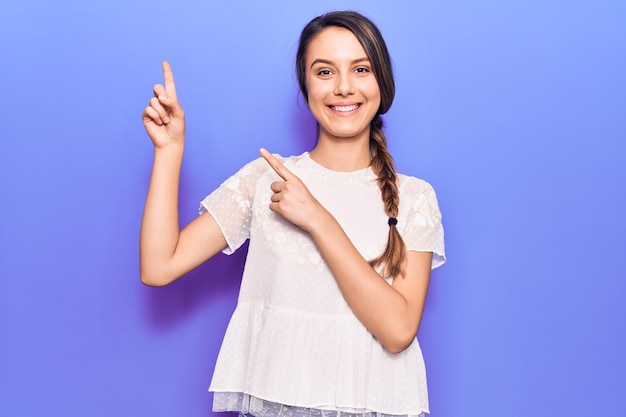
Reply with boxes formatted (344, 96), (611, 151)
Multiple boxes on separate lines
(1, 1), (624, 416)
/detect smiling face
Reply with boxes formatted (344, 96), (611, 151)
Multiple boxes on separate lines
(305, 26), (381, 145)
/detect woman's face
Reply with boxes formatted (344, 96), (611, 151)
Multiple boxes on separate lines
(305, 26), (381, 144)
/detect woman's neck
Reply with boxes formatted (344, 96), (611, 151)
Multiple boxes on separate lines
(309, 138), (371, 172)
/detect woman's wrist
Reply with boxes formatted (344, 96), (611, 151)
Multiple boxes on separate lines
(153, 142), (184, 162)
(307, 205), (339, 239)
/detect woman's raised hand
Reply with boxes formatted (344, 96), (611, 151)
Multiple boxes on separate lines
(142, 61), (186, 149)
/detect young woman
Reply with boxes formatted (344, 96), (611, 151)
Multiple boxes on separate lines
(141, 11), (445, 417)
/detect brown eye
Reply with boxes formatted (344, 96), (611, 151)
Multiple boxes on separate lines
(317, 69), (332, 76)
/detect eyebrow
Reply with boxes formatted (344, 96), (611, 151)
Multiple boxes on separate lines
(310, 57), (370, 68)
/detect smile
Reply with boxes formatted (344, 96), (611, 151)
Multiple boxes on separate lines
(329, 104), (360, 114)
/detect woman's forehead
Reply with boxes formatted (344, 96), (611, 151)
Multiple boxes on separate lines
(306, 27), (368, 65)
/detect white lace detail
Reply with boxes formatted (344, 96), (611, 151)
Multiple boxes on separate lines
(200, 158), (269, 254)
(214, 393), (425, 417)
(399, 178), (446, 268)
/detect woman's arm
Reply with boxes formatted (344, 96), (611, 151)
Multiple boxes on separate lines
(260, 149), (432, 353)
(140, 62), (227, 287)
(309, 213), (432, 354)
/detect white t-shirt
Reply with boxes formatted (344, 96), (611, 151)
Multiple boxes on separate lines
(200, 152), (445, 417)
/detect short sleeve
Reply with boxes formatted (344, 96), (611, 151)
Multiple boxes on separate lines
(199, 158), (268, 255)
(403, 182), (446, 269)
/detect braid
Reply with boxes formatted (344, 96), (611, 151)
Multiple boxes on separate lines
(369, 115), (407, 278)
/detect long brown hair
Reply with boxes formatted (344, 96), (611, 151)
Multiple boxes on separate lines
(296, 11), (407, 278)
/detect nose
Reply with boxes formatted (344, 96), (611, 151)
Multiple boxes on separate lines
(334, 72), (355, 96)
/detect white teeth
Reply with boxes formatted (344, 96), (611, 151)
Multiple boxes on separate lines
(333, 104), (359, 112)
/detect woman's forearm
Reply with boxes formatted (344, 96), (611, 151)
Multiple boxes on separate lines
(309, 211), (430, 353)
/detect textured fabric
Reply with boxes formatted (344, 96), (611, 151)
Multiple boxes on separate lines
(199, 152), (445, 416)
(232, 395), (425, 417)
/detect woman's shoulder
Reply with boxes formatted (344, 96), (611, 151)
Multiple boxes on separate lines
(397, 173), (437, 198)
(397, 174), (443, 225)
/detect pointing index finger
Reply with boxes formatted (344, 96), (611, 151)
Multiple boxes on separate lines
(162, 61), (177, 99)
(260, 148), (293, 180)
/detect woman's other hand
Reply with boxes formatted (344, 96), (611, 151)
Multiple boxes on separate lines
(142, 61), (186, 149)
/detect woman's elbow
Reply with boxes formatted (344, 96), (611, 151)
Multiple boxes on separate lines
(139, 267), (175, 287)
(382, 324), (420, 354)
(384, 336), (415, 354)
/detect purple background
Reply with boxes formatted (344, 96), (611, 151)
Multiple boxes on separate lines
(1, 1), (625, 416)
